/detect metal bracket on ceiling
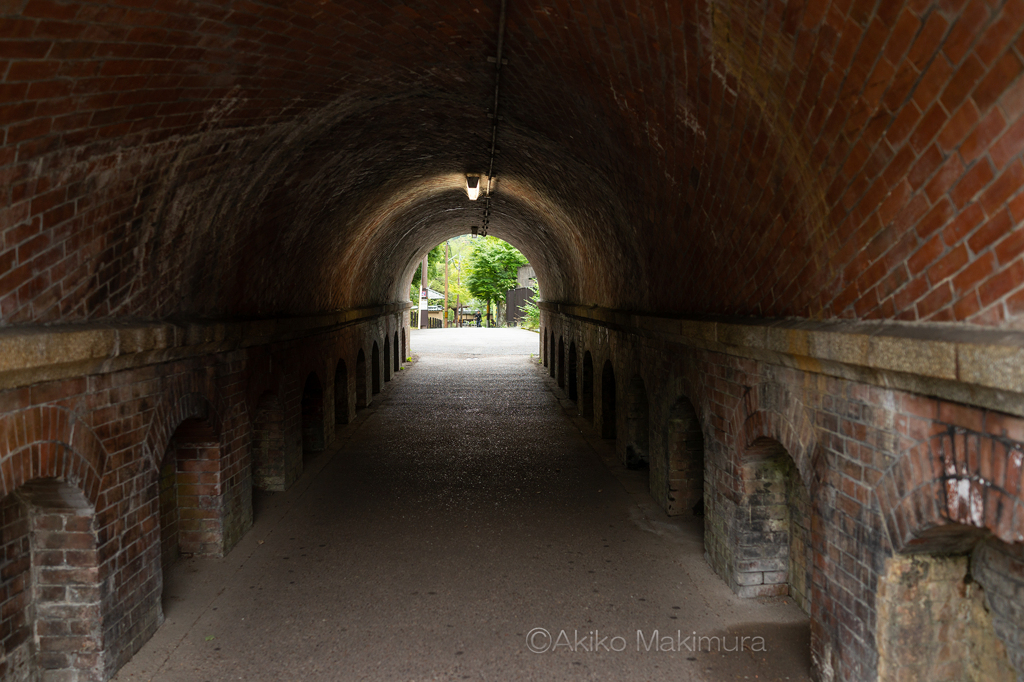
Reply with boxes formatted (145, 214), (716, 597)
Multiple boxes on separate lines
(467, 0), (508, 238)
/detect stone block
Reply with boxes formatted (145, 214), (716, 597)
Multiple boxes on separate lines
(734, 571), (764, 586)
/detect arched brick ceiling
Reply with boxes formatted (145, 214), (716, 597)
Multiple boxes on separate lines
(2, 0), (1024, 326)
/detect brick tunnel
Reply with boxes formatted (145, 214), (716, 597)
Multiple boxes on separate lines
(1, 0), (1024, 680)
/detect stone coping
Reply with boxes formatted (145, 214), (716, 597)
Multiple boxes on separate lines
(0, 303), (412, 390)
(541, 302), (1024, 417)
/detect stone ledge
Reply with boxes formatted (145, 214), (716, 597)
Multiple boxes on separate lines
(0, 303), (412, 390)
(541, 302), (1024, 416)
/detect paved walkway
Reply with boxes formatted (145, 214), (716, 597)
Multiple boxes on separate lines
(115, 328), (810, 681)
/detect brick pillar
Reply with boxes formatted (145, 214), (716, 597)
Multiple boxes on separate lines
(876, 553), (1019, 681)
(972, 541), (1024, 679)
(0, 481), (103, 682)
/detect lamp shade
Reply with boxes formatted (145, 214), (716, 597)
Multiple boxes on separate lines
(466, 175), (480, 201)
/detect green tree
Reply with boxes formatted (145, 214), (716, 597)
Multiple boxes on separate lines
(410, 244), (446, 300)
(464, 237), (528, 326)
(521, 281), (540, 330)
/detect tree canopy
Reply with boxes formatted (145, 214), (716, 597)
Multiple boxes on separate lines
(464, 237), (529, 314)
(410, 243), (446, 293)
(409, 236), (528, 325)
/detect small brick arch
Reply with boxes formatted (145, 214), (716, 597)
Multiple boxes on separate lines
(662, 395), (705, 516)
(0, 406), (105, 506)
(740, 382), (816, 491)
(142, 391), (222, 474)
(876, 428), (1024, 553)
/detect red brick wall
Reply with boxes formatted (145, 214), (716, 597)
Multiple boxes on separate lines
(3, 1), (1024, 329)
(544, 310), (1024, 681)
(0, 311), (405, 678)
(3, 0), (1024, 677)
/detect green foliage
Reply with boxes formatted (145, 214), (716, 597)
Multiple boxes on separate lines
(410, 244), (446, 299)
(408, 236), (528, 328)
(464, 237), (528, 318)
(521, 281), (540, 330)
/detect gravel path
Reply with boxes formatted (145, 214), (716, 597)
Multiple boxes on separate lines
(115, 328), (810, 682)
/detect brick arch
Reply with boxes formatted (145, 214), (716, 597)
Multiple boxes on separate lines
(740, 383), (817, 490)
(876, 428), (1024, 554)
(141, 391), (222, 473)
(297, 365), (327, 396)
(243, 353), (281, 426)
(661, 393), (706, 516)
(0, 406), (105, 506)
